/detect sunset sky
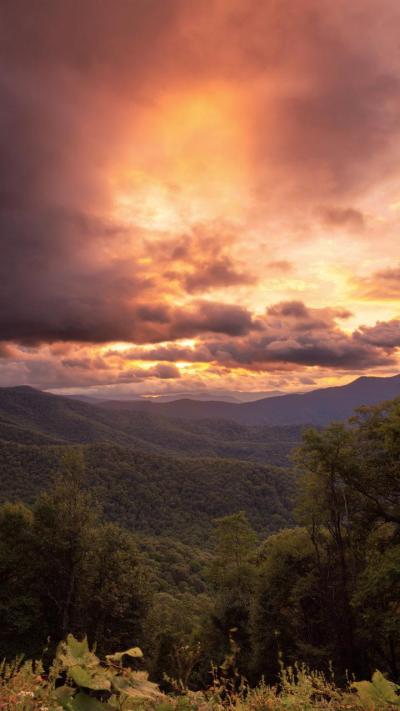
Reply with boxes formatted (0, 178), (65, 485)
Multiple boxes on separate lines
(1, 0), (400, 397)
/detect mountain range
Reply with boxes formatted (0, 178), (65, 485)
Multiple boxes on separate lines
(97, 374), (400, 425)
(0, 374), (399, 546)
(0, 386), (301, 466)
(65, 389), (286, 404)
(0, 386), (295, 545)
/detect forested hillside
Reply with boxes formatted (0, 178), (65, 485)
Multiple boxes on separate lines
(0, 398), (399, 693)
(0, 386), (302, 466)
(0, 440), (294, 545)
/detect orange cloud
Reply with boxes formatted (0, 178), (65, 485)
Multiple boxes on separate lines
(1, 1), (400, 394)
(351, 265), (400, 301)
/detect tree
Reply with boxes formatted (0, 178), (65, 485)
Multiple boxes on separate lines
(352, 530), (400, 681)
(346, 398), (400, 527)
(293, 403), (400, 680)
(206, 512), (258, 681)
(78, 522), (152, 656)
(32, 449), (152, 655)
(209, 512), (258, 592)
(0, 502), (44, 658)
(148, 592), (206, 690)
(251, 527), (328, 683)
(294, 424), (364, 677)
(33, 449), (99, 643)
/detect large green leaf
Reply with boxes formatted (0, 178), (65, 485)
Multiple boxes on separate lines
(353, 670), (400, 709)
(106, 647), (143, 662)
(67, 636), (90, 662)
(61, 635), (102, 672)
(70, 665), (93, 688)
(111, 674), (162, 700)
(70, 665), (111, 691)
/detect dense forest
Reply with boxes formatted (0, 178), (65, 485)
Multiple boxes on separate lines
(0, 442), (294, 545)
(1, 395), (399, 701)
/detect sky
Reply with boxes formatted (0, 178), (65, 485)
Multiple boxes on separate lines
(1, 0), (400, 398)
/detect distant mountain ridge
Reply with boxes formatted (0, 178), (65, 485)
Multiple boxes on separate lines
(0, 386), (302, 466)
(98, 374), (400, 425)
(148, 392), (242, 403)
(64, 389), (286, 404)
(147, 390), (285, 403)
(1, 375), (399, 462)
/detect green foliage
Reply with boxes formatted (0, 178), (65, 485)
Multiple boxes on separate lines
(0, 502), (44, 658)
(351, 536), (400, 679)
(0, 654), (58, 711)
(3, 645), (398, 711)
(209, 513), (258, 592)
(251, 528), (323, 680)
(137, 536), (213, 596)
(52, 634), (162, 710)
(147, 592), (208, 689)
(1, 389), (400, 690)
(0, 441), (294, 546)
(0, 386), (304, 466)
(205, 515), (258, 684)
(289, 399), (400, 681)
(34, 450), (100, 641)
(352, 671), (400, 709)
(347, 398), (400, 527)
(0, 455), (152, 661)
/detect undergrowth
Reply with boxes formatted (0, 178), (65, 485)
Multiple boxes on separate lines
(1, 636), (399, 711)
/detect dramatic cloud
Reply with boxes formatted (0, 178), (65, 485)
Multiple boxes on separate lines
(192, 303), (395, 371)
(106, 302), (400, 373)
(148, 224), (257, 295)
(354, 319), (400, 348)
(1, 1), (400, 393)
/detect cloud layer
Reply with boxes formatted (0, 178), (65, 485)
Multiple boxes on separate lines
(1, 1), (400, 393)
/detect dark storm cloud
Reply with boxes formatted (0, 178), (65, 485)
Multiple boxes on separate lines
(113, 301), (399, 372)
(183, 255), (255, 294)
(0, 211), (149, 344)
(199, 338), (394, 371)
(0, 0), (181, 346)
(151, 225), (257, 295)
(117, 344), (214, 364)
(134, 300), (259, 343)
(165, 301), (259, 340)
(197, 302), (393, 370)
(354, 319), (400, 348)
(0, 294), (258, 345)
(266, 301), (353, 331)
